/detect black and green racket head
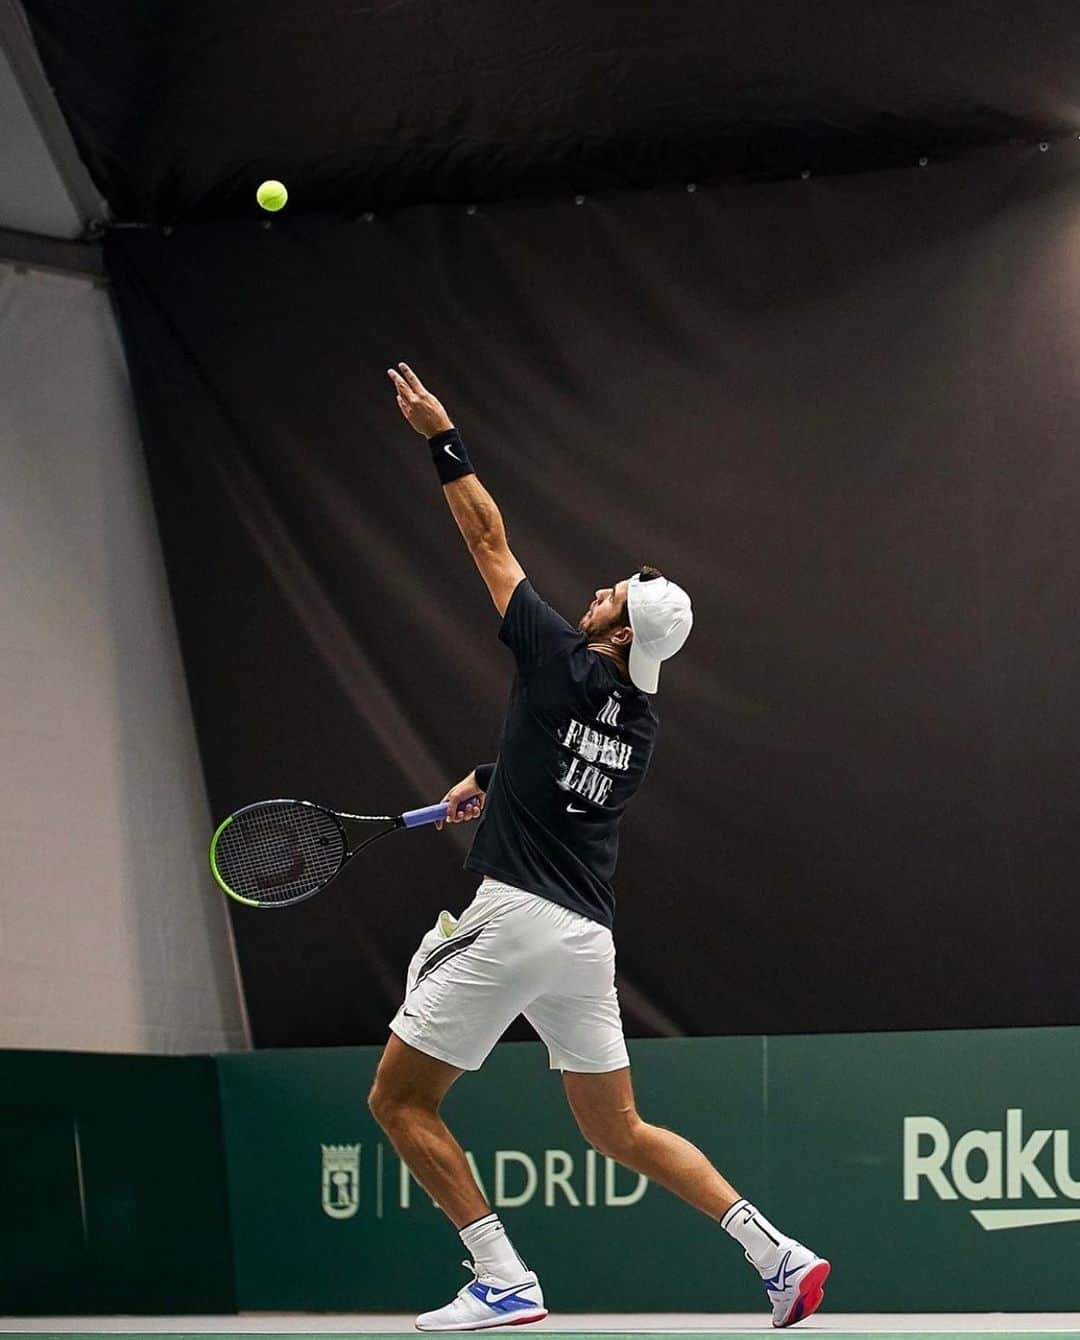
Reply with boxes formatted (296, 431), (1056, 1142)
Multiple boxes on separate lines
(209, 799), (347, 908)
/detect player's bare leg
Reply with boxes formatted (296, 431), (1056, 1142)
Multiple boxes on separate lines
(368, 1034), (485, 1224)
(563, 1067), (830, 1327)
(369, 1034), (547, 1331)
(563, 1065), (742, 1215)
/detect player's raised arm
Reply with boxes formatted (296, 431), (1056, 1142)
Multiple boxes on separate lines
(387, 362), (525, 615)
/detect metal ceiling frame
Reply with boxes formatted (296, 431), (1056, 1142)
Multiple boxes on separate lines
(0, 222), (105, 280)
(0, 0), (108, 276)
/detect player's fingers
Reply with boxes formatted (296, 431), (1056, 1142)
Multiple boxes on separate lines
(398, 362), (425, 392)
(389, 369), (416, 400)
(436, 792), (454, 829)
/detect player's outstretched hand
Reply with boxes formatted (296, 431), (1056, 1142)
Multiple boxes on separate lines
(387, 362), (454, 438)
(436, 770), (485, 830)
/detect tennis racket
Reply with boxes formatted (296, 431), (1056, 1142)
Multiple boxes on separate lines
(209, 798), (457, 908)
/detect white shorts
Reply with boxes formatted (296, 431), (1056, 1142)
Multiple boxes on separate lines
(389, 877), (629, 1074)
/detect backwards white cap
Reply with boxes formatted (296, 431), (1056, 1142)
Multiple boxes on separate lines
(625, 572), (693, 694)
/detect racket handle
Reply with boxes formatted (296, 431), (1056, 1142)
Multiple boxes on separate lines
(400, 802), (450, 829)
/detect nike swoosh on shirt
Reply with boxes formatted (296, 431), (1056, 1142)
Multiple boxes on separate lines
(566, 803), (587, 814)
(443, 443), (463, 462)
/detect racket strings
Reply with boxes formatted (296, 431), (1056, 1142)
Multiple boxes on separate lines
(214, 802), (346, 905)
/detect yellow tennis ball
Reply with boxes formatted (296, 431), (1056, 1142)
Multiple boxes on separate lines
(256, 180), (288, 212)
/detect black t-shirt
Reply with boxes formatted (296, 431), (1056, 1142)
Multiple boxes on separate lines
(464, 578), (660, 927)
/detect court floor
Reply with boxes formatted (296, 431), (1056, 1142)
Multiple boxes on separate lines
(2, 1317), (1079, 1337)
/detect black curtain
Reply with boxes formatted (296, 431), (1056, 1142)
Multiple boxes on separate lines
(23, 0), (1080, 220)
(107, 144), (1080, 1046)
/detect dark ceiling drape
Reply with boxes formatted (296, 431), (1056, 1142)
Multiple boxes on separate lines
(106, 143), (1080, 1046)
(22, 0), (1080, 221)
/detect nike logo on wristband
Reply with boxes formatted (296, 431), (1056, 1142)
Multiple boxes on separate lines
(444, 443), (463, 462)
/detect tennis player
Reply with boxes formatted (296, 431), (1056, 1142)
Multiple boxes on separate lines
(371, 363), (830, 1331)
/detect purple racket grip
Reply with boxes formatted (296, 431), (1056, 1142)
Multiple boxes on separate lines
(400, 802), (450, 829)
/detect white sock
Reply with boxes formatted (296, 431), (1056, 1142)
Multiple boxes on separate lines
(460, 1212), (529, 1282)
(721, 1199), (791, 1273)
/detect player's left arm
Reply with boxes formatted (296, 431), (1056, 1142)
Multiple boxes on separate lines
(388, 362), (525, 615)
(437, 473), (525, 617)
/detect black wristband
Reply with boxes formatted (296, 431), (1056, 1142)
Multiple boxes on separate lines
(429, 427), (475, 485)
(474, 762), (495, 792)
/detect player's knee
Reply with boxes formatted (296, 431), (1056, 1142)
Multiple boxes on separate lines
(367, 1078), (387, 1127)
(577, 1108), (643, 1162)
(368, 1075), (438, 1134)
(368, 1077), (404, 1132)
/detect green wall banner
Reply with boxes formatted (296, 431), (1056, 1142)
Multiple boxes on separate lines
(6, 1026), (1080, 1316)
(0, 1051), (235, 1315)
(216, 1027), (1080, 1314)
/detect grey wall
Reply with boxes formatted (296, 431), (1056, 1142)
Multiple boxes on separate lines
(0, 3), (92, 238)
(0, 263), (246, 1051)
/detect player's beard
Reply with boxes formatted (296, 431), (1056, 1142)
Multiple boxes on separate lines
(580, 607), (625, 640)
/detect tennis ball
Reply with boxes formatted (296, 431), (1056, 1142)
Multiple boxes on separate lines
(256, 180), (288, 212)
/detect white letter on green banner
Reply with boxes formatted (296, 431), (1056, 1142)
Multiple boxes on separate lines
(903, 1117), (957, 1200)
(495, 1151), (538, 1208)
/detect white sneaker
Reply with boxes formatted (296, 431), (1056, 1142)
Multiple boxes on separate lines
(755, 1241), (831, 1328)
(415, 1260), (548, 1332)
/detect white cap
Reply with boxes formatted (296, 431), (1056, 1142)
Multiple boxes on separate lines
(625, 572), (693, 694)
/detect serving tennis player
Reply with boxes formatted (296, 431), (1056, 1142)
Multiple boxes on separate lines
(371, 363), (830, 1331)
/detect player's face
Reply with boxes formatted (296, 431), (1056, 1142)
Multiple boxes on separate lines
(578, 579), (630, 636)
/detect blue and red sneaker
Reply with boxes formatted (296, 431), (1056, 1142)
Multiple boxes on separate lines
(415, 1260), (548, 1332)
(758, 1242), (831, 1328)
